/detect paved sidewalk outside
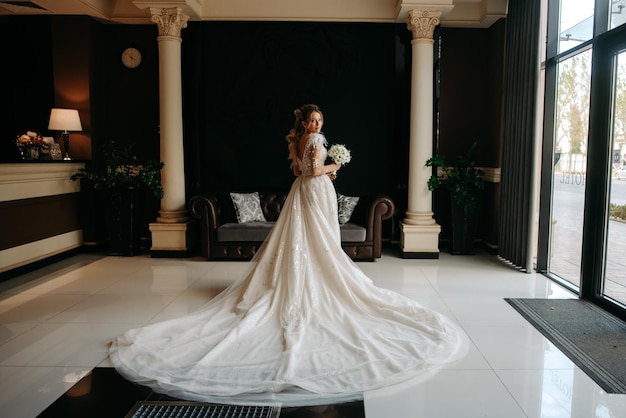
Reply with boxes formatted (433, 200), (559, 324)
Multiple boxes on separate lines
(549, 217), (626, 305)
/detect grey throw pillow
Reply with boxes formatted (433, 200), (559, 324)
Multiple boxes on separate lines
(337, 193), (359, 224)
(230, 192), (267, 223)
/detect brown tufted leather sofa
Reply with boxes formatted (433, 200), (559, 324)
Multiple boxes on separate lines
(188, 191), (395, 261)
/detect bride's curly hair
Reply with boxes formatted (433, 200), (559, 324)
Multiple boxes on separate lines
(286, 104), (324, 168)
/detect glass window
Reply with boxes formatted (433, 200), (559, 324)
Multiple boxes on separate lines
(559, 0), (595, 53)
(610, 0), (626, 30)
(539, 0), (626, 317)
(604, 49), (626, 306)
(548, 50), (593, 287)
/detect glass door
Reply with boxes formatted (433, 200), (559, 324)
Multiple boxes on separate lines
(604, 49), (626, 307)
(537, 0), (626, 320)
(547, 50), (592, 288)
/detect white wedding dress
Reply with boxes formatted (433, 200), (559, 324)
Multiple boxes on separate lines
(109, 133), (466, 406)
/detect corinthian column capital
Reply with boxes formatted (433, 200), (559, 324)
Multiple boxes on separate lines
(406, 10), (442, 40)
(150, 7), (189, 38)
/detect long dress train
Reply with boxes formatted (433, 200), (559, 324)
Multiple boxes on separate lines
(109, 133), (467, 406)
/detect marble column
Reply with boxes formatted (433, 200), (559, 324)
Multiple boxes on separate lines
(148, 7), (196, 256)
(400, 10), (442, 259)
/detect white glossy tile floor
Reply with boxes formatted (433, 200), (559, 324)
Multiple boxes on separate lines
(2, 250), (626, 417)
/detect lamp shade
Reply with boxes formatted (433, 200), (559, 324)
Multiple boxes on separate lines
(48, 108), (82, 132)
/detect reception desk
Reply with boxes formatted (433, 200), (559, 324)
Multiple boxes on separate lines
(0, 162), (84, 274)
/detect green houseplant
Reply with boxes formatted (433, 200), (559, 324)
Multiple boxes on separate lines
(426, 141), (484, 254)
(71, 142), (164, 256)
(70, 142), (164, 199)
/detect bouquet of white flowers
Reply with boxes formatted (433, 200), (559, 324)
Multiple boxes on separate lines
(327, 144), (351, 178)
(328, 144), (351, 165)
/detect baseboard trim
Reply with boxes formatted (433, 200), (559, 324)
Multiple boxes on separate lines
(0, 246), (85, 282)
(401, 251), (440, 259)
(150, 249), (194, 258)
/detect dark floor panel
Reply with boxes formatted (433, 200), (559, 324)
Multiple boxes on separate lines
(37, 368), (152, 418)
(37, 368), (365, 418)
(280, 404), (365, 418)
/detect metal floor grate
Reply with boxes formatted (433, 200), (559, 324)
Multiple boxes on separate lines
(125, 402), (279, 418)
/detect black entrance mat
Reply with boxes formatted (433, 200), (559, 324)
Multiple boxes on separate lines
(37, 368), (365, 418)
(505, 298), (626, 394)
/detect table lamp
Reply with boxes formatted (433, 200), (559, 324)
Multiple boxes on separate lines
(48, 108), (82, 160)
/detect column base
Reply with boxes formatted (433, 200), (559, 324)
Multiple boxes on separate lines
(400, 222), (441, 259)
(157, 208), (189, 224)
(149, 219), (198, 258)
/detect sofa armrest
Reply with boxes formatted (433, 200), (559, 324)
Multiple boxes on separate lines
(351, 194), (395, 258)
(188, 194), (221, 258)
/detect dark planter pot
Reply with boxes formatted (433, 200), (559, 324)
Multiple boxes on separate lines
(101, 187), (145, 256)
(449, 191), (480, 255)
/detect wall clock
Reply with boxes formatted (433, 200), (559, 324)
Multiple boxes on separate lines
(121, 47), (142, 68)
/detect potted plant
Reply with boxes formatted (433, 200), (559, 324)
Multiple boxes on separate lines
(71, 142), (164, 256)
(426, 141), (484, 254)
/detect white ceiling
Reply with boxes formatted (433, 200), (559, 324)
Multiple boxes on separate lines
(0, 0), (507, 27)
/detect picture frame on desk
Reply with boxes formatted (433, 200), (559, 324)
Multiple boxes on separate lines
(49, 144), (63, 160)
(37, 137), (57, 160)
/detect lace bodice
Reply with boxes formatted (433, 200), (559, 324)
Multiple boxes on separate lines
(296, 133), (327, 176)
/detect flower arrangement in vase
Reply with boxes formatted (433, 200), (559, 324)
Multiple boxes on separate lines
(16, 131), (50, 160)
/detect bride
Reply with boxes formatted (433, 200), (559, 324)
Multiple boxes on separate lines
(109, 104), (466, 406)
